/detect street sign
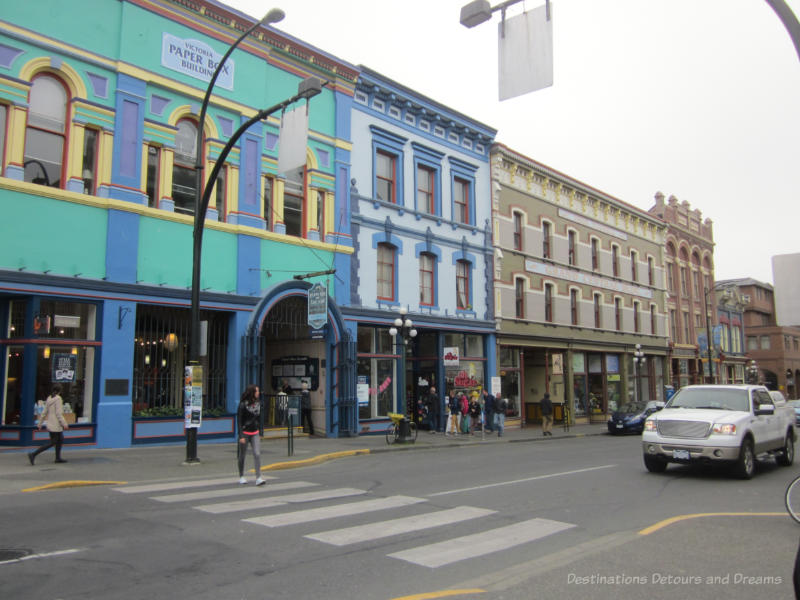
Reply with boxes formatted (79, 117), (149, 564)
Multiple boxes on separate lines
(307, 283), (327, 330)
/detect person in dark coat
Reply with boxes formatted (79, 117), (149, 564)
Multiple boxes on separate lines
(482, 388), (495, 433)
(541, 392), (553, 436)
(300, 381), (314, 435)
(427, 386), (440, 433)
(237, 384), (265, 485)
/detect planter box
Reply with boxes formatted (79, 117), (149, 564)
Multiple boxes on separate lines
(132, 414), (235, 444)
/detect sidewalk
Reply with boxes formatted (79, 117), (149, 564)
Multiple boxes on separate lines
(0, 422), (610, 494)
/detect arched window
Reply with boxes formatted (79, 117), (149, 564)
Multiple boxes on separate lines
(172, 119), (199, 215)
(24, 74), (68, 188)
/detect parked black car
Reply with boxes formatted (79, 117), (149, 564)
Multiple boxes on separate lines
(607, 400), (664, 434)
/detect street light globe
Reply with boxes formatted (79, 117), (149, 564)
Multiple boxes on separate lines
(409, 329), (418, 338)
(389, 327), (398, 337)
(394, 318), (403, 328)
(260, 8), (285, 25)
(399, 306), (408, 316)
(404, 319), (413, 328)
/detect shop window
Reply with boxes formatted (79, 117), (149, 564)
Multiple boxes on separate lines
(568, 231), (576, 266)
(82, 127), (99, 194)
(515, 278), (525, 319)
(357, 326), (398, 419)
(214, 164), (227, 222)
(133, 305), (228, 415)
(513, 212), (523, 251)
(417, 164), (435, 214)
(24, 74), (68, 188)
(377, 243), (396, 301)
(453, 177), (470, 224)
(8, 301), (25, 338)
(542, 221), (552, 259)
(172, 119), (199, 215)
(2, 345), (23, 424)
(419, 252), (435, 306)
(376, 149), (397, 203)
(146, 145), (160, 208)
(456, 260), (471, 310)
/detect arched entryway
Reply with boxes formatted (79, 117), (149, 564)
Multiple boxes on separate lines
(242, 281), (356, 437)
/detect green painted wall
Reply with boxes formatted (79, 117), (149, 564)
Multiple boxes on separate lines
(0, 190), (107, 277)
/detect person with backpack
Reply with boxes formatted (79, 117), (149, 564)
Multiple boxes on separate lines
(495, 396), (508, 437)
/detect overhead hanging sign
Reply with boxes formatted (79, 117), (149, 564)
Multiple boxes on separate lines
(162, 33), (234, 90)
(498, 3), (553, 100)
(307, 283), (328, 330)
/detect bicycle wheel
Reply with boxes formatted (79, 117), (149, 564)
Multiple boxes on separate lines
(785, 475), (800, 524)
(386, 423), (399, 445)
(408, 421), (418, 443)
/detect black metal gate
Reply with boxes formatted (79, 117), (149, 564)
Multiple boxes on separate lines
(332, 336), (357, 437)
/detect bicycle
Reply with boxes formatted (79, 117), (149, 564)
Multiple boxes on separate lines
(562, 402), (571, 433)
(786, 474), (800, 524)
(385, 412), (417, 445)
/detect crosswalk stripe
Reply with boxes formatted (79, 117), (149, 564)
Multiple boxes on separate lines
(244, 495), (427, 528)
(194, 482), (319, 513)
(306, 506), (496, 547)
(114, 477), (275, 494)
(388, 517), (576, 568)
(151, 485), (277, 503)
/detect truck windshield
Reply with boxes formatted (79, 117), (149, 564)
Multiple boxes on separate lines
(667, 388), (749, 412)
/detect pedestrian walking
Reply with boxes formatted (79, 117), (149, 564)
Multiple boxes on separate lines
(426, 386), (440, 433)
(28, 384), (69, 465)
(495, 397), (508, 437)
(541, 392), (554, 436)
(237, 384), (265, 485)
(300, 381), (314, 435)
(482, 388), (495, 433)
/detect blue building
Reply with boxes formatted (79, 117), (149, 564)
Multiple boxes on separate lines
(344, 67), (497, 433)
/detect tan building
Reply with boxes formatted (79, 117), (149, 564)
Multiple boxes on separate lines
(648, 193), (717, 388)
(491, 144), (669, 425)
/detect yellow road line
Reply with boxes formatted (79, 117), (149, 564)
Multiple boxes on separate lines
(259, 449), (371, 472)
(390, 590), (486, 600)
(638, 512), (786, 536)
(23, 480), (127, 492)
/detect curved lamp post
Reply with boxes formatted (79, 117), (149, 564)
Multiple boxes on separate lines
(389, 307), (417, 442)
(186, 9), (324, 463)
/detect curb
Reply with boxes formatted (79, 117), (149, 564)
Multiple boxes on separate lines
(23, 480), (127, 492)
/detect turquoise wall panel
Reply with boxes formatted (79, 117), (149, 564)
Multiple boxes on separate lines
(0, 190), (106, 277)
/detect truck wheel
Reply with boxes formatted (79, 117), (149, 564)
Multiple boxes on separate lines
(735, 438), (755, 479)
(776, 433), (795, 466)
(644, 454), (667, 473)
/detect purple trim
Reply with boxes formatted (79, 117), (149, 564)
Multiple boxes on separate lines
(318, 149), (330, 168)
(87, 72), (108, 98)
(218, 116), (233, 138)
(119, 100), (138, 178)
(0, 43), (23, 68)
(265, 132), (279, 151)
(150, 95), (170, 116)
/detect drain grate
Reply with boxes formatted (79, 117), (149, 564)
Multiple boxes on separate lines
(0, 549), (31, 562)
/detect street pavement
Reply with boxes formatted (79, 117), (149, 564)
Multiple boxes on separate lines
(0, 421), (609, 494)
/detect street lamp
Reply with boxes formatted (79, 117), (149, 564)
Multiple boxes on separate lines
(747, 360), (759, 385)
(633, 344), (646, 404)
(703, 287), (716, 384)
(389, 307), (417, 442)
(186, 8), (322, 463)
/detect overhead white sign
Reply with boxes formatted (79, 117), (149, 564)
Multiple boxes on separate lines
(498, 4), (553, 101)
(162, 33), (234, 90)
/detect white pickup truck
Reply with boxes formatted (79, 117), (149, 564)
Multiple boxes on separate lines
(642, 384), (795, 479)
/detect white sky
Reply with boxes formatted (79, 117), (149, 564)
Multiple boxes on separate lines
(225, 0), (800, 284)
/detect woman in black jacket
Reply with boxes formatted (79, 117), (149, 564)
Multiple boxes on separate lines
(237, 384), (265, 486)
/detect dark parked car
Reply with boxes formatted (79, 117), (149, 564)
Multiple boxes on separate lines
(607, 400), (664, 434)
(787, 399), (800, 426)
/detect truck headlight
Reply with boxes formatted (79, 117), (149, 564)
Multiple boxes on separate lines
(644, 420), (657, 431)
(712, 423), (737, 435)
